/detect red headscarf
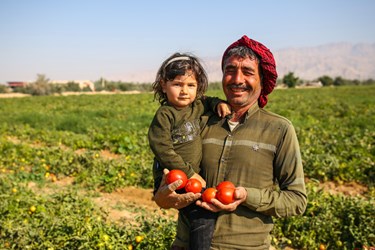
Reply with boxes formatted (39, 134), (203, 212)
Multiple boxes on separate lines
(221, 35), (277, 108)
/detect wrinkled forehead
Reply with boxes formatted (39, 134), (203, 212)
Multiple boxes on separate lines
(223, 54), (259, 68)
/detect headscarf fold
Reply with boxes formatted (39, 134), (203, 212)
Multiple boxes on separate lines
(221, 35), (278, 108)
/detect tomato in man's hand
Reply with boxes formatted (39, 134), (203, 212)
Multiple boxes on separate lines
(185, 178), (202, 194)
(216, 180), (235, 191)
(202, 187), (217, 203)
(166, 170), (188, 190)
(216, 187), (235, 204)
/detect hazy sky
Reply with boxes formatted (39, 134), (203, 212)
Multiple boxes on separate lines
(1, 0), (374, 83)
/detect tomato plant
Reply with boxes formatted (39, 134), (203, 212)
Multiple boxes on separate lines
(185, 178), (202, 193)
(0, 86), (374, 250)
(202, 187), (217, 203)
(216, 187), (235, 205)
(165, 170), (187, 190)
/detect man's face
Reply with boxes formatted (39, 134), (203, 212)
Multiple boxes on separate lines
(222, 55), (262, 110)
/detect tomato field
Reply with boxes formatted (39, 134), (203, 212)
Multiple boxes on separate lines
(0, 85), (374, 249)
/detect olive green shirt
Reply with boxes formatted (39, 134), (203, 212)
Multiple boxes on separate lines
(174, 104), (307, 249)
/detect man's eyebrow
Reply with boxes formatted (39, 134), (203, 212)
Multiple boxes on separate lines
(224, 64), (236, 70)
(224, 64), (255, 71)
(242, 65), (256, 71)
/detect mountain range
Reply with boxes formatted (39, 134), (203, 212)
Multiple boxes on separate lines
(127, 43), (375, 83)
(206, 42), (375, 82)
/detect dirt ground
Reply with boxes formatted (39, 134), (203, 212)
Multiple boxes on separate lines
(29, 177), (178, 223)
(31, 175), (368, 224)
(94, 179), (367, 217)
(28, 176), (367, 250)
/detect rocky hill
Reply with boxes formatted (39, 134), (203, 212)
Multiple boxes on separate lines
(205, 43), (375, 82)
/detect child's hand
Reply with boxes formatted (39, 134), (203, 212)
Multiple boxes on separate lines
(217, 102), (232, 118)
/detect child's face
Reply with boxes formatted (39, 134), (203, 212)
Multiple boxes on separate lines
(162, 70), (197, 108)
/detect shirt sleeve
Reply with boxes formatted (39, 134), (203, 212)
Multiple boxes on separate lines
(201, 96), (224, 114)
(148, 108), (195, 178)
(242, 123), (307, 218)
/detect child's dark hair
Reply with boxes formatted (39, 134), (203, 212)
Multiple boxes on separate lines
(152, 52), (208, 104)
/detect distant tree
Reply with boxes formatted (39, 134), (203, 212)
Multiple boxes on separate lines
(66, 82), (81, 92)
(26, 74), (52, 96)
(318, 75), (334, 86)
(50, 84), (64, 94)
(283, 72), (299, 88)
(333, 76), (346, 86)
(94, 77), (107, 91)
(0, 84), (10, 93)
(352, 79), (361, 85)
(363, 78), (375, 85)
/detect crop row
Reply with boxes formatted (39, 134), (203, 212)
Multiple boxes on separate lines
(0, 85), (374, 249)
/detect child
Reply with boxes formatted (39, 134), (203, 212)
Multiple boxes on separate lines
(148, 52), (231, 250)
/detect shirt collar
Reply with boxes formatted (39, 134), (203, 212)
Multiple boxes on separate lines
(244, 104), (260, 122)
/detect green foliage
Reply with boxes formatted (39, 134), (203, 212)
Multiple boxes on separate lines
(283, 72), (299, 88)
(318, 75), (334, 86)
(208, 82), (224, 90)
(93, 78), (153, 92)
(272, 181), (375, 250)
(0, 175), (176, 249)
(0, 85), (374, 249)
(25, 74), (53, 96)
(334, 76), (347, 86)
(65, 82), (81, 92)
(267, 86), (375, 186)
(0, 84), (10, 93)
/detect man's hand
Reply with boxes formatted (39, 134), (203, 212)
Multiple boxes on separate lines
(153, 169), (201, 209)
(196, 187), (247, 212)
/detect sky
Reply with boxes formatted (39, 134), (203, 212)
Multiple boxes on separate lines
(1, 0), (375, 84)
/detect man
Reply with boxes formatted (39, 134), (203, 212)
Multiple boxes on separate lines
(154, 35), (307, 250)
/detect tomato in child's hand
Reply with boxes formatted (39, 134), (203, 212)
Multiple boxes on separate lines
(166, 170), (188, 190)
(216, 187), (235, 204)
(216, 180), (235, 191)
(185, 178), (202, 193)
(202, 187), (217, 203)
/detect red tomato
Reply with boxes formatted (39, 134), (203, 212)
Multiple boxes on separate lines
(202, 187), (217, 203)
(185, 178), (202, 194)
(216, 187), (235, 204)
(166, 170), (187, 190)
(216, 181), (235, 191)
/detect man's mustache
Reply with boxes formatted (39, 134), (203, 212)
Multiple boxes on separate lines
(227, 84), (252, 91)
